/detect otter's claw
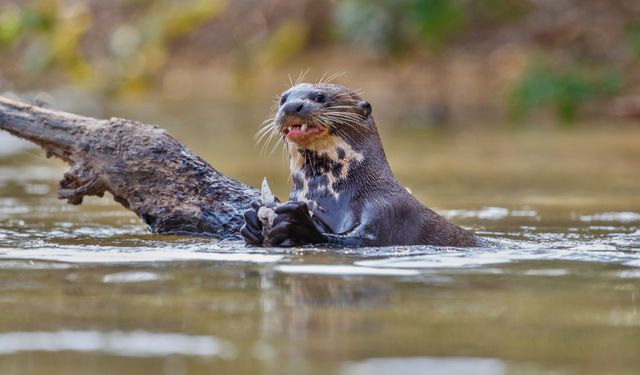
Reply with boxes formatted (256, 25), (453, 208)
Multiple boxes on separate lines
(265, 201), (325, 247)
(240, 201), (265, 246)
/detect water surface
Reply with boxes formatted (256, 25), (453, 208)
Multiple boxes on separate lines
(0, 96), (638, 374)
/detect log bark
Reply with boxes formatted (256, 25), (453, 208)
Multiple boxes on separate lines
(0, 96), (260, 239)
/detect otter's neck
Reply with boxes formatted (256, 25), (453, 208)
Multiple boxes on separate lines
(287, 134), (400, 203)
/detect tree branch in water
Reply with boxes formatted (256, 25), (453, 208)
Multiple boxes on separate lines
(0, 96), (259, 239)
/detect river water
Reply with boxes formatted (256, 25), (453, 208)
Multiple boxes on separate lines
(0, 96), (639, 374)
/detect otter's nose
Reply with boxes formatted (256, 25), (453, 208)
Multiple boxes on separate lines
(282, 100), (307, 115)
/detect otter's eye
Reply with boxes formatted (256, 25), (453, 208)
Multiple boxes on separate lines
(313, 94), (326, 103)
(280, 94), (288, 105)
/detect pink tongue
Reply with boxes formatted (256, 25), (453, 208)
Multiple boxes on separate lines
(290, 126), (321, 135)
(286, 125), (324, 141)
(288, 128), (306, 135)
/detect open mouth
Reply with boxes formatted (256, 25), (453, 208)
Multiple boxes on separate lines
(281, 122), (326, 142)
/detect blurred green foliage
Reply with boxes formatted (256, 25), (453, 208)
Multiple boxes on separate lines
(1, 1), (84, 77)
(509, 59), (621, 123)
(625, 22), (640, 59)
(0, 6), (22, 47)
(336, 0), (529, 54)
(0, 0), (225, 95)
(336, 0), (466, 54)
(107, 0), (225, 95)
(0, 0), (635, 123)
(471, 0), (530, 22)
(410, 0), (464, 46)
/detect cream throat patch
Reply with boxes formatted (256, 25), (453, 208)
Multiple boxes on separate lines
(287, 136), (364, 201)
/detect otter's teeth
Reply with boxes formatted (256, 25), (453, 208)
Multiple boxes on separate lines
(300, 124), (308, 131)
(287, 126), (292, 132)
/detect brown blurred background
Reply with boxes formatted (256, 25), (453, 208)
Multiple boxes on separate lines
(1, 0), (640, 124)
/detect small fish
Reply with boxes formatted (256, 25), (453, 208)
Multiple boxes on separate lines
(261, 177), (275, 206)
(258, 178), (277, 242)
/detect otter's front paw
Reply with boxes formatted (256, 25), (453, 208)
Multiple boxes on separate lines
(240, 201), (265, 246)
(265, 201), (325, 247)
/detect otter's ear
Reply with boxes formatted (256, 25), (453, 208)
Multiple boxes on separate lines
(358, 101), (372, 117)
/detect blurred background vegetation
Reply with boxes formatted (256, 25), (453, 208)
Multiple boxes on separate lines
(1, 0), (639, 125)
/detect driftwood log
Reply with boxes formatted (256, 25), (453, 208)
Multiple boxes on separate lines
(0, 96), (260, 239)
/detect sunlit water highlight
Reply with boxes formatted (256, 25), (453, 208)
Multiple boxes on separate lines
(340, 357), (507, 375)
(0, 330), (234, 358)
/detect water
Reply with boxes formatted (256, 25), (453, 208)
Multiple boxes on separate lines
(0, 96), (639, 374)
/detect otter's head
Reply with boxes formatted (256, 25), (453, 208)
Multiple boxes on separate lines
(257, 82), (393, 200)
(266, 83), (374, 152)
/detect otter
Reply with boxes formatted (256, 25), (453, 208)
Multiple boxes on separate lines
(241, 83), (482, 247)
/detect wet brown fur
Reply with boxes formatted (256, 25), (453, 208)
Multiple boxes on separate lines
(249, 82), (482, 247)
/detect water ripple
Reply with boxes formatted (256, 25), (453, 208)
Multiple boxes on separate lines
(102, 271), (162, 283)
(0, 330), (235, 358)
(341, 357), (506, 375)
(275, 264), (420, 276)
(0, 247), (284, 264)
(354, 246), (640, 270)
(580, 212), (640, 223)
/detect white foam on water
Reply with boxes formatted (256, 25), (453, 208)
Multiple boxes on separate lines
(0, 330), (235, 358)
(0, 247), (284, 264)
(570, 244), (617, 251)
(275, 264), (420, 276)
(340, 357), (506, 375)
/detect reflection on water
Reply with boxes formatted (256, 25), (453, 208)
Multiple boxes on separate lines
(275, 264), (420, 276)
(0, 330), (234, 358)
(102, 271), (163, 283)
(579, 212), (640, 222)
(0, 247), (284, 264)
(0, 100), (639, 374)
(341, 357), (507, 375)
